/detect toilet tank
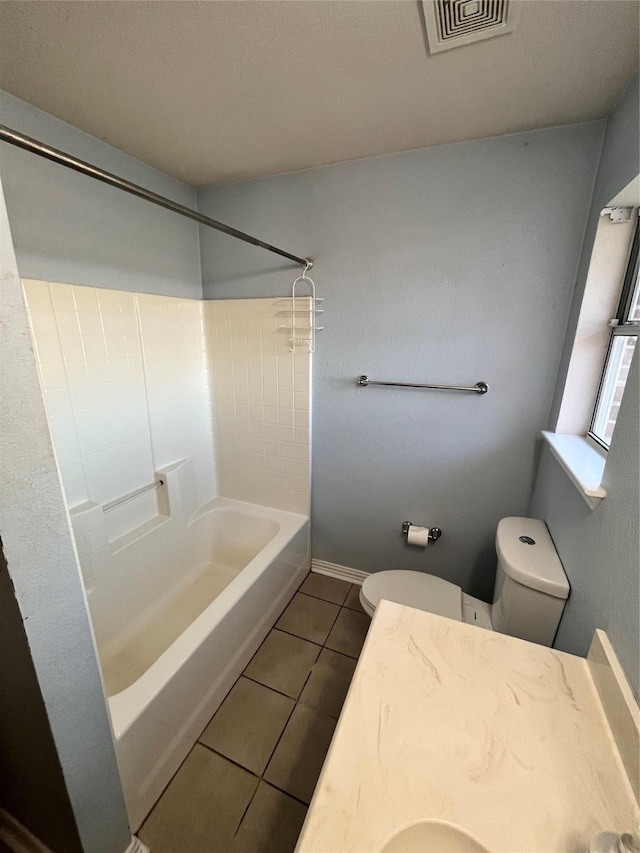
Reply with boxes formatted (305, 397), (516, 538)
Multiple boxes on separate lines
(491, 517), (570, 647)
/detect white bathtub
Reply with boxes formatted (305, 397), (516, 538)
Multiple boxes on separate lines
(85, 496), (309, 830)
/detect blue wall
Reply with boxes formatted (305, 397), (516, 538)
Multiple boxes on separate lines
(197, 122), (604, 600)
(531, 76), (640, 694)
(4, 80), (635, 690)
(0, 90), (202, 297)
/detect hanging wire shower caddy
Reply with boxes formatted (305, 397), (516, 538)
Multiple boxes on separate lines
(278, 261), (324, 352)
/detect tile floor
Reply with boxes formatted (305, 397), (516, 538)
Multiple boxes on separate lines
(139, 572), (369, 853)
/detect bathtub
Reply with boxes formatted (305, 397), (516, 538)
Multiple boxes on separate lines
(85, 496), (309, 830)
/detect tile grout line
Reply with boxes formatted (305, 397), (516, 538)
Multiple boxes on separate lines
(197, 740), (311, 810)
(230, 769), (260, 840)
(234, 577), (359, 819)
(252, 633), (326, 788)
(277, 589), (346, 647)
(253, 688), (299, 778)
(231, 592), (329, 813)
(234, 577), (314, 679)
(241, 671), (316, 704)
(139, 734), (205, 833)
(273, 603), (365, 659)
(198, 574), (354, 753)
(144, 573), (365, 847)
(299, 580), (351, 608)
(323, 599), (367, 656)
(241, 643), (355, 716)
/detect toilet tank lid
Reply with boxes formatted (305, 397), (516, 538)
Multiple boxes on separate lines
(496, 517), (569, 600)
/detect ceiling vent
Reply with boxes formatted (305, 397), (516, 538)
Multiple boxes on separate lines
(422, 0), (521, 54)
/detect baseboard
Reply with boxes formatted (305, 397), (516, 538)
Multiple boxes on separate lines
(311, 559), (369, 585)
(0, 809), (52, 853)
(125, 838), (150, 853)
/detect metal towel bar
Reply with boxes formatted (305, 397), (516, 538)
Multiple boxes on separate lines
(103, 479), (165, 513)
(357, 375), (488, 394)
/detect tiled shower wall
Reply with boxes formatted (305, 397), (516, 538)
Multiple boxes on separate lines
(22, 281), (310, 543)
(205, 298), (311, 515)
(22, 280), (216, 543)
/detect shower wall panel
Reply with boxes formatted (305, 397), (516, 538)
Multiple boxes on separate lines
(22, 282), (311, 580)
(205, 298), (310, 514)
(22, 280), (217, 552)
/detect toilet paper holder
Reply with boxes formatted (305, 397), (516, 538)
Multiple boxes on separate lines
(402, 521), (442, 543)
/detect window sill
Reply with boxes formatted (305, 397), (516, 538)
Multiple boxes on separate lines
(541, 431), (607, 510)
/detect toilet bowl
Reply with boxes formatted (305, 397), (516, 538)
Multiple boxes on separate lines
(359, 517), (569, 646)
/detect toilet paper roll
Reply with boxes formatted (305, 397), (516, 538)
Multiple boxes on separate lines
(407, 525), (430, 548)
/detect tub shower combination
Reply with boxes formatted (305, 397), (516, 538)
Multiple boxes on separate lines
(86, 492), (309, 829)
(23, 279), (313, 829)
(2, 127), (322, 828)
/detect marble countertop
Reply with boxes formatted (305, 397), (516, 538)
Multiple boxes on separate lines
(296, 601), (638, 853)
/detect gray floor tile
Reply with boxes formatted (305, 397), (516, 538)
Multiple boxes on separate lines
(344, 583), (365, 612)
(299, 572), (351, 605)
(199, 677), (294, 775)
(139, 744), (258, 853)
(276, 592), (339, 645)
(231, 782), (307, 853)
(264, 704), (337, 804)
(299, 647), (357, 718)
(325, 607), (370, 658)
(244, 629), (321, 699)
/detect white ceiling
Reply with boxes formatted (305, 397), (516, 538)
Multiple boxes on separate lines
(0, 1), (638, 187)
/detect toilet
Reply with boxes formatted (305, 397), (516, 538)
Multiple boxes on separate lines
(360, 517), (570, 646)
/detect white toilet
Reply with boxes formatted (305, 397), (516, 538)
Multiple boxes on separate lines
(359, 517), (570, 646)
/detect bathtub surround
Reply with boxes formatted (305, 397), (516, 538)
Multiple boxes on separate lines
(205, 298), (311, 514)
(197, 120), (604, 602)
(0, 181), (131, 850)
(0, 90), (201, 297)
(531, 76), (640, 696)
(22, 278), (313, 828)
(22, 282), (310, 536)
(22, 281), (217, 550)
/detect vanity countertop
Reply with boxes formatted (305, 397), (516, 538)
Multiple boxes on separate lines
(296, 601), (638, 853)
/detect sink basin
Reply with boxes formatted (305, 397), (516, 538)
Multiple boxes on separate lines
(379, 820), (491, 853)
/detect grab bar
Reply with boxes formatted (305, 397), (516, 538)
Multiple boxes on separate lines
(103, 479), (165, 513)
(357, 375), (489, 394)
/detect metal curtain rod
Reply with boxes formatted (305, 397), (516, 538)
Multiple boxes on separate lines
(0, 124), (313, 269)
(357, 375), (489, 394)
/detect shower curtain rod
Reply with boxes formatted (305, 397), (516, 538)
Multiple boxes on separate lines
(0, 124), (313, 270)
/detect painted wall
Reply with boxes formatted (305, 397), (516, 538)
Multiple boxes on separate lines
(0, 89), (202, 298)
(198, 122), (604, 600)
(0, 178), (131, 852)
(530, 76), (640, 695)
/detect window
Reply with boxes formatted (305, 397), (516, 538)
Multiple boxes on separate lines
(544, 188), (638, 508)
(589, 215), (639, 449)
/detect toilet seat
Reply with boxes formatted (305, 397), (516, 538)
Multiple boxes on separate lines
(360, 570), (463, 621)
